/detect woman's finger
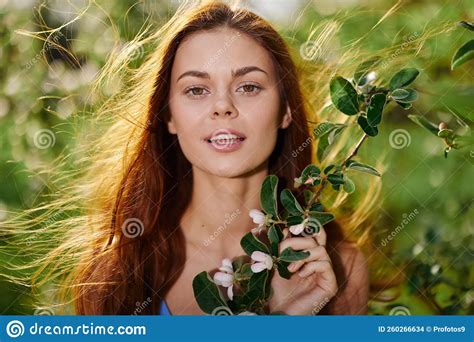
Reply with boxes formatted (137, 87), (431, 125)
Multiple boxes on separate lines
(312, 226), (327, 247)
(298, 259), (334, 278)
(278, 236), (318, 255)
(287, 245), (330, 273)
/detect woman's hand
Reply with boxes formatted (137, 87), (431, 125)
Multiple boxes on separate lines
(268, 227), (338, 315)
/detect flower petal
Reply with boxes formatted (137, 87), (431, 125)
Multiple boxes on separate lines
(222, 258), (233, 270)
(213, 272), (233, 286)
(251, 250), (268, 262)
(263, 256), (273, 270)
(219, 265), (234, 274)
(249, 209), (265, 225)
(289, 222), (305, 235)
(227, 285), (234, 300)
(251, 262), (266, 273)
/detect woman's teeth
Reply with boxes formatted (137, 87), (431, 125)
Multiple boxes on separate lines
(208, 134), (245, 143)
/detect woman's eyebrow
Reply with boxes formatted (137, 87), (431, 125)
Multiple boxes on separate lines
(176, 66), (268, 83)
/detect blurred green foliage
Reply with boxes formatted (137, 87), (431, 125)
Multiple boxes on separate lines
(0, 0), (472, 315)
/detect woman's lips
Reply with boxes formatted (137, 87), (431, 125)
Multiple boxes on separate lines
(206, 136), (246, 153)
(204, 128), (247, 141)
(204, 128), (247, 153)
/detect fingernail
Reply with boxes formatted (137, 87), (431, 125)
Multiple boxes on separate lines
(288, 263), (296, 271)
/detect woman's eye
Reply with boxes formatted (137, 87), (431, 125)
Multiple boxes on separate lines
(237, 84), (262, 95)
(185, 87), (208, 97)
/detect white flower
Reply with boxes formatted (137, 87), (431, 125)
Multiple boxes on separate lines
(250, 251), (273, 273)
(213, 258), (235, 300)
(249, 209), (265, 225)
(249, 209), (267, 234)
(289, 218), (308, 235)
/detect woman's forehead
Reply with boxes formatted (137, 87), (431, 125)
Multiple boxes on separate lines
(171, 28), (276, 81)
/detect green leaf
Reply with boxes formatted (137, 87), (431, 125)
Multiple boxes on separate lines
(317, 125), (346, 161)
(277, 261), (292, 279)
(314, 122), (336, 138)
(286, 215), (304, 226)
(240, 232), (270, 256)
(390, 88), (409, 100)
(280, 189), (304, 215)
(327, 173), (345, 185)
(391, 88), (418, 103)
(437, 129), (454, 138)
(343, 176), (355, 194)
(354, 57), (380, 86)
(389, 68), (420, 90)
(323, 164), (335, 174)
(345, 160), (381, 177)
(451, 39), (474, 70)
(395, 101), (412, 110)
(279, 247), (310, 262)
(367, 93), (386, 127)
(268, 225), (283, 256)
(357, 116), (379, 136)
(260, 175), (279, 218)
(309, 202), (325, 212)
(192, 271), (229, 314)
(407, 115), (439, 136)
(301, 164), (321, 179)
(459, 21), (474, 31)
(303, 189), (313, 205)
(329, 76), (360, 115)
(241, 270), (270, 306)
(307, 211), (335, 225)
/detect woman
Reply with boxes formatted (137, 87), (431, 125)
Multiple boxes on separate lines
(5, 1), (370, 315)
(150, 2), (369, 315)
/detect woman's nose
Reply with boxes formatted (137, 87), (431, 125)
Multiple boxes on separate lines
(210, 95), (238, 119)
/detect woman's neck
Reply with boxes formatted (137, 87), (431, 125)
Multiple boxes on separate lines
(180, 163), (268, 255)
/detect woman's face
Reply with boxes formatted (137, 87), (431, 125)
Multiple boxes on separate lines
(167, 27), (292, 178)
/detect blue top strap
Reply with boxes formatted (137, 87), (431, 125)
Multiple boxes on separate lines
(158, 299), (172, 315)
